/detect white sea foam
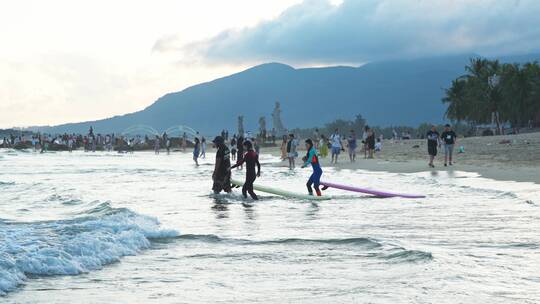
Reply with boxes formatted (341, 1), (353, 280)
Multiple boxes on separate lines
(0, 204), (178, 296)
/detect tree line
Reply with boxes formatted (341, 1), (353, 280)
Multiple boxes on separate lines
(443, 58), (540, 133)
(289, 114), (471, 140)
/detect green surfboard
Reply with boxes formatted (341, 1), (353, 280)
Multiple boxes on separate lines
(231, 179), (331, 201)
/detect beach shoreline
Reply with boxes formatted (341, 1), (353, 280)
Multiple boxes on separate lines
(265, 132), (540, 184)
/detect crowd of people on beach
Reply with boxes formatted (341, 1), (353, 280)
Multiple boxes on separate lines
(1, 122), (463, 200)
(276, 126), (383, 169)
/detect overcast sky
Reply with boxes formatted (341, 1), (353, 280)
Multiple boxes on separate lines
(1, 0), (539, 128)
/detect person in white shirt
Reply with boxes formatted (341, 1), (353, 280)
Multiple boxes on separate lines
(329, 129), (342, 164)
(286, 134), (298, 169)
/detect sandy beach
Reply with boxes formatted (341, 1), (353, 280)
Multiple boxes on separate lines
(267, 132), (540, 184)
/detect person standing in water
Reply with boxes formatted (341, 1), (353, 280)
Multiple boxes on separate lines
(301, 139), (323, 196)
(441, 124), (457, 166)
(182, 132), (187, 152)
(347, 130), (357, 162)
(230, 140), (261, 200)
(426, 125), (440, 168)
(230, 136), (237, 162)
(236, 136), (244, 170)
(163, 132), (170, 155)
(280, 135), (288, 160)
(154, 135), (160, 155)
(201, 137), (207, 159)
(212, 136), (232, 194)
(193, 137), (201, 166)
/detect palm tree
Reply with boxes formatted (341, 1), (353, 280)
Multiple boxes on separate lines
(443, 77), (468, 123)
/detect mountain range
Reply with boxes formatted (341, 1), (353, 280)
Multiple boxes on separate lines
(32, 53), (540, 135)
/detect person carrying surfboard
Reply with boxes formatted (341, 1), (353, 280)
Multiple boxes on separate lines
(301, 139), (323, 196)
(230, 140), (261, 200)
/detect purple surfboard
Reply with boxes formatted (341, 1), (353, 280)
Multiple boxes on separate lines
(320, 181), (425, 198)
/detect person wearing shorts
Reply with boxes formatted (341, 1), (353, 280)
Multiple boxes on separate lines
(426, 125), (440, 168)
(329, 129), (342, 164)
(441, 124), (457, 166)
(286, 134), (298, 169)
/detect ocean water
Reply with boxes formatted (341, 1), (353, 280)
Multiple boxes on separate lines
(0, 149), (539, 303)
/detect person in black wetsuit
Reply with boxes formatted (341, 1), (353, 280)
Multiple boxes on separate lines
(212, 136), (232, 194)
(231, 140), (261, 200)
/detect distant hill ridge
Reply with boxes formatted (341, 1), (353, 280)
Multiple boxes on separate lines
(32, 53), (540, 135)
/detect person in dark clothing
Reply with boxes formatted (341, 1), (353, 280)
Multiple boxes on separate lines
(441, 124), (457, 166)
(366, 128), (376, 159)
(231, 136), (237, 161)
(426, 125), (441, 168)
(212, 136), (232, 194)
(193, 137), (201, 166)
(236, 136), (244, 169)
(231, 141), (261, 200)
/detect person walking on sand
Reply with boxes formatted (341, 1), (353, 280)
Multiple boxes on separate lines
(193, 137), (201, 166)
(347, 130), (357, 162)
(230, 140), (261, 200)
(426, 125), (441, 168)
(301, 139), (323, 196)
(330, 129), (342, 164)
(362, 125), (369, 159)
(441, 124), (457, 166)
(286, 133), (298, 169)
(366, 128), (375, 159)
(212, 136), (232, 194)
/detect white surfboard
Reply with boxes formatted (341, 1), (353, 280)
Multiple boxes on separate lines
(231, 179), (330, 201)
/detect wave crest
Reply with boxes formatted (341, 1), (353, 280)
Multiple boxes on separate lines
(0, 204), (178, 296)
